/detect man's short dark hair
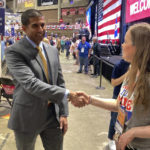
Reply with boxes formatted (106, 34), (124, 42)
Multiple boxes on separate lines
(21, 9), (43, 26)
(82, 36), (86, 39)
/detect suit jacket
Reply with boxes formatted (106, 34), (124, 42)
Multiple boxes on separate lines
(5, 37), (68, 132)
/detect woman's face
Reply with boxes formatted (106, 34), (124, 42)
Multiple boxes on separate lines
(122, 30), (136, 63)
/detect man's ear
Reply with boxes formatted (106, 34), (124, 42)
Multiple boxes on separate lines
(22, 25), (26, 33)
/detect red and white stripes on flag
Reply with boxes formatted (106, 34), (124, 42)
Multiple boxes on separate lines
(98, 0), (122, 44)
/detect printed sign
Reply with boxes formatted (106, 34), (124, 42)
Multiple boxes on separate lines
(62, 9), (68, 16)
(126, 0), (150, 23)
(70, 8), (76, 15)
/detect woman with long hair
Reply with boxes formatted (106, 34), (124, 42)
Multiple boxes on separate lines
(77, 23), (150, 150)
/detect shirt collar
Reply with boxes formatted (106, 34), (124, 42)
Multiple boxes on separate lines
(26, 36), (43, 49)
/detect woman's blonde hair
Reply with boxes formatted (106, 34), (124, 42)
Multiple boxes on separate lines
(128, 23), (150, 108)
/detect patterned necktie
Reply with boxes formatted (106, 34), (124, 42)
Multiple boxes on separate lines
(36, 46), (49, 83)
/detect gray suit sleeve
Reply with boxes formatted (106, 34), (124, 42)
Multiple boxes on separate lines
(5, 47), (66, 105)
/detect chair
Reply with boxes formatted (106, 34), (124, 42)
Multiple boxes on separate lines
(0, 77), (15, 107)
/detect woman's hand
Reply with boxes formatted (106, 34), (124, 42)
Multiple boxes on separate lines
(117, 128), (135, 150)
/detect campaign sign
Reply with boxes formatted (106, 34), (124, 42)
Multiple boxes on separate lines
(0, 8), (5, 36)
(126, 0), (150, 23)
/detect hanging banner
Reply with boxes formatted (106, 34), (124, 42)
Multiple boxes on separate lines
(60, 23), (65, 30)
(126, 0), (150, 23)
(78, 7), (85, 15)
(46, 24), (76, 30)
(56, 25), (60, 30)
(62, 9), (68, 16)
(70, 8), (76, 15)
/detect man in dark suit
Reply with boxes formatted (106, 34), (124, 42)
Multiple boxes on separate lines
(5, 9), (87, 150)
(91, 37), (101, 77)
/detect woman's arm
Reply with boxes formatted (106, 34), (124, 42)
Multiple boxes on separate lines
(111, 71), (128, 87)
(133, 126), (150, 138)
(91, 96), (119, 112)
(76, 91), (120, 112)
(118, 126), (150, 150)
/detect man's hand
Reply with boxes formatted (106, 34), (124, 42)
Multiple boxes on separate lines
(76, 91), (91, 104)
(60, 116), (68, 135)
(69, 91), (90, 107)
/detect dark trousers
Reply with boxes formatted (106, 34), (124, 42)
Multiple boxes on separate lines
(72, 52), (76, 59)
(93, 57), (100, 75)
(108, 112), (118, 139)
(79, 56), (88, 73)
(66, 49), (70, 58)
(14, 105), (63, 150)
(61, 45), (65, 53)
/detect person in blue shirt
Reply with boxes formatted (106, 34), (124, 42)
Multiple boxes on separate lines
(77, 36), (91, 74)
(108, 59), (130, 150)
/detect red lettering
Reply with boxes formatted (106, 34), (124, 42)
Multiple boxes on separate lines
(122, 97), (128, 107)
(126, 100), (132, 111)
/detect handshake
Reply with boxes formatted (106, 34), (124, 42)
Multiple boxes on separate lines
(68, 91), (92, 107)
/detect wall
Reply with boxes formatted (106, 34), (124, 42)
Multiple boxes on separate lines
(41, 9), (58, 24)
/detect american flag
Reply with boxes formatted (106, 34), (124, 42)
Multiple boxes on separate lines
(98, 0), (122, 44)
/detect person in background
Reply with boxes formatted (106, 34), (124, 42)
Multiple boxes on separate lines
(15, 35), (20, 41)
(65, 38), (71, 59)
(5, 36), (14, 47)
(77, 36), (91, 74)
(75, 35), (80, 65)
(53, 37), (56, 47)
(91, 37), (101, 77)
(61, 36), (65, 53)
(108, 59), (130, 150)
(48, 35), (54, 46)
(70, 37), (77, 60)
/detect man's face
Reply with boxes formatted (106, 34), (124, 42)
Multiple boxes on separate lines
(93, 39), (96, 43)
(22, 16), (45, 45)
(82, 37), (86, 43)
